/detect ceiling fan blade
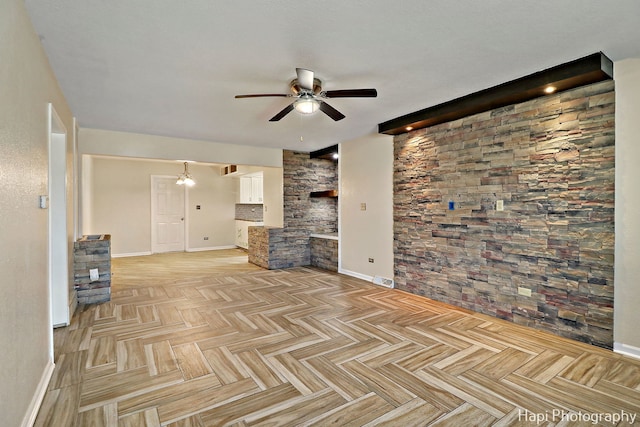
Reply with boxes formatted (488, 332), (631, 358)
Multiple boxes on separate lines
(235, 94), (289, 98)
(319, 101), (345, 121)
(296, 68), (315, 91)
(323, 88), (378, 98)
(269, 103), (295, 121)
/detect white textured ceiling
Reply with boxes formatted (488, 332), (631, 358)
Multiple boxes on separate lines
(24, 0), (640, 152)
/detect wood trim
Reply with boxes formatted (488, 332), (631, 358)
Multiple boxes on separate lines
(310, 190), (338, 198)
(22, 360), (55, 427)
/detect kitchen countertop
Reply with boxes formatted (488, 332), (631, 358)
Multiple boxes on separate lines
(310, 233), (338, 240)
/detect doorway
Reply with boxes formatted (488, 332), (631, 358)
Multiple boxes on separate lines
(48, 104), (69, 329)
(151, 175), (186, 253)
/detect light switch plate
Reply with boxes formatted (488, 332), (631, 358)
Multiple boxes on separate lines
(360, 203), (367, 211)
(89, 268), (99, 281)
(496, 200), (504, 211)
(518, 286), (532, 297)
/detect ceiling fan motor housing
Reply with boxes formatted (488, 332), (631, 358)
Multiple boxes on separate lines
(290, 78), (322, 95)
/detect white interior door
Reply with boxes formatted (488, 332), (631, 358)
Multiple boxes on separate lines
(151, 176), (185, 253)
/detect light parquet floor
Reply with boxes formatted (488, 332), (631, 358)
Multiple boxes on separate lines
(36, 249), (640, 426)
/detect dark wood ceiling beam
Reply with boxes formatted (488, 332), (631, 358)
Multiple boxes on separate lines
(378, 52), (613, 135)
(310, 144), (338, 160)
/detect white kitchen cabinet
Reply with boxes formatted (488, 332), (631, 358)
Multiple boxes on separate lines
(252, 176), (263, 203)
(239, 174), (263, 204)
(240, 177), (252, 203)
(235, 220), (263, 249)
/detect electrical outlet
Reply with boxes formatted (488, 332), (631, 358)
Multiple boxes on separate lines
(368, 258), (374, 263)
(518, 287), (532, 297)
(496, 200), (504, 211)
(448, 201), (455, 211)
(360, 203), (367, 211)
(204, 237), (209, 240)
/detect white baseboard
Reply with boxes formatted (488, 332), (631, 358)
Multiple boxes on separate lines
(112, 247), (239, 257)
(111, 251), (152, 258)
(338, 269), (396, 288)
(187, 245), (238, 252)
(614, 342), (640, 360)
(338, 268), (374, 283)
(21, 360), (55, 427)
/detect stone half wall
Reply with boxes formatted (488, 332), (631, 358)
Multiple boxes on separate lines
(249, 226), (310, 269)
(393, 80), (615, 348)
(74, 234), (112, 304)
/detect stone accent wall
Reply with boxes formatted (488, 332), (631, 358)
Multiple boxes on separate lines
(249, 150), (338, 270)
(393, 80), (615, 348)
(310, 236), (339, 272)
(74, 234), (111, 304)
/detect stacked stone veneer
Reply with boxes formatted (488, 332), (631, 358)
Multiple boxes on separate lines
(394, 80), (615, 348)
(74, 234), (111, 304)
(248, 150), (338, 269)
(310, 236), (339, 272)
(249, 227), (311, 269)
(282, 150), (338, 234)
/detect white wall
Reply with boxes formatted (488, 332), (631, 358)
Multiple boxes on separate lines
(0, 1), (74, 425)
(86, 157), (237, 255)
(79, 127), (285, 235)
(614, 58), (640, 357)
(262, 166), (284, 227)
(79, 127), (283, 167)
(339, 134), (394, 283)
(188, 164), (237, 250)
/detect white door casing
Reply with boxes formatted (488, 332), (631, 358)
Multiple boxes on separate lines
(49, 103), (70, 330)
(151, 176), (186, 253)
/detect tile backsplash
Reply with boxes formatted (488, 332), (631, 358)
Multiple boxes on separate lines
(235, 204), (264, 221)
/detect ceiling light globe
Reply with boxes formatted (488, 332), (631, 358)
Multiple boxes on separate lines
(294, 95), (320, 115)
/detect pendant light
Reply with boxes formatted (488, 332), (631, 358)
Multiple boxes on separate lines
(176, 161), (195, 186)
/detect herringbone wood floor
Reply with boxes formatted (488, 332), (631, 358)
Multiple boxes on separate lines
(35, 250), (640, 426)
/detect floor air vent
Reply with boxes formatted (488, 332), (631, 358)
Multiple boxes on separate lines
(373, 276), (394, 288)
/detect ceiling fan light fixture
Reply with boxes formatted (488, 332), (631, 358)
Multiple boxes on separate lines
(294, 94), (320, 115)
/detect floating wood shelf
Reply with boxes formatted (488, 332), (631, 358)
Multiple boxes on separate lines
(310, 190), (338, 198)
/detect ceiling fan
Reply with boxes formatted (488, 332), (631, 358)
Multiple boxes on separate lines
(235, 68), (377, 122)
